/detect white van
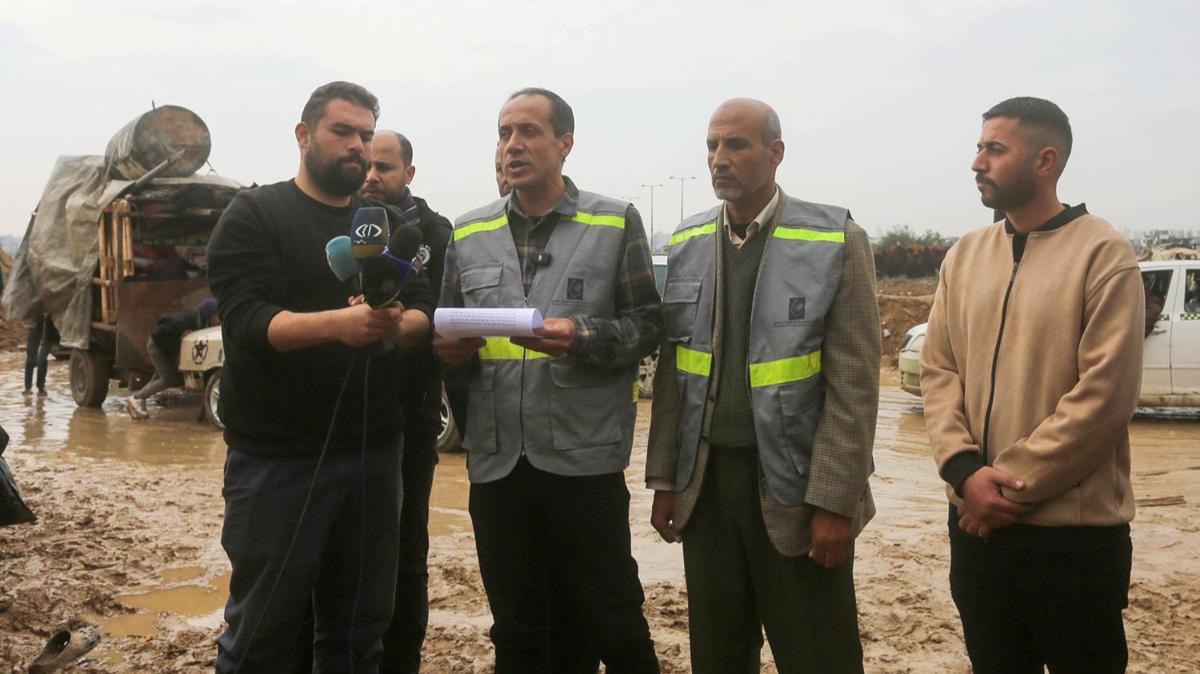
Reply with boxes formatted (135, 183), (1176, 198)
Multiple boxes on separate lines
(898, 259), (1200, 407)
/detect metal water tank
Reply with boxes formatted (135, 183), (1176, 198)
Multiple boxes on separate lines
(105, 105), (211, 180)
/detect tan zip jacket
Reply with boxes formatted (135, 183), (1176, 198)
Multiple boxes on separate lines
(921, 207), (1143, 527)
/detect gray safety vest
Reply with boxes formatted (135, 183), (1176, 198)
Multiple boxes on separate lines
(664, 196), (847, 505)
(452, 192), (638, 483)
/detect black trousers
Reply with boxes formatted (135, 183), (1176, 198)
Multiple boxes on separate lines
(378, 429), (437, 674)
(682, 447), (863, 674)
(216, 444), (403, 674)
(23, 323), (49, 391)
(469, 456), (658, 674)
(948, 505), (1132, 674)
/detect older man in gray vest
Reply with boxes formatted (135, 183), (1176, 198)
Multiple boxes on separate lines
(646, 98), (880, 673)
(435, 87), (662, 674)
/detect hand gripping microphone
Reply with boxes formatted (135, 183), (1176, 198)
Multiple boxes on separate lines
(361, 224), (424, 309)
(325, 235), (362, 294)
(350, 206), (390, 258)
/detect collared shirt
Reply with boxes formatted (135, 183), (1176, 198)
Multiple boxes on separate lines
(441, 176), (662, 369)
(722, 186), (780, 248)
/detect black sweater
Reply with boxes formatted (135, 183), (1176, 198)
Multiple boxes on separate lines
(207, 180), (435, 456)
(399, 195), (453, 436)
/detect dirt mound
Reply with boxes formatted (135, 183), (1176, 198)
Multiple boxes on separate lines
(878, 293), (933, 365)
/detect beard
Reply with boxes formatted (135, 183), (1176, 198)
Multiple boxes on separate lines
(305, 147), (368, 197)
(977, 171), (1036, 211)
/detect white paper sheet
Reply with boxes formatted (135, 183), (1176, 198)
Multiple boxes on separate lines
(433, 307), (544, 338)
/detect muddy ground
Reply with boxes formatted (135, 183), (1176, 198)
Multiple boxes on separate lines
(1, 353), (1198, 673)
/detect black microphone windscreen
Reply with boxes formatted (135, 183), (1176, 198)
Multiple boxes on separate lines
(387, 224), (423, 260)
(361, 255), (402, 309)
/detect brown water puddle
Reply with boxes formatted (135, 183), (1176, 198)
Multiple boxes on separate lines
(87, 568), (230, 665)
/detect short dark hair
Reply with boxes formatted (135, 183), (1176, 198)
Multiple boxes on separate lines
(982, 97), (1072, 172)
(301, 81), (380, 127)
(380, 130), (414, 165)
(507, 87), (574, 137)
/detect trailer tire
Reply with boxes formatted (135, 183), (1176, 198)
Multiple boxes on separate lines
(204, 368), (224, 431)
(70, 349), (110, 408)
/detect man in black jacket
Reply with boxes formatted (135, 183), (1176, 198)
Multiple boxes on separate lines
(207, 81), (434, 673)
(360, 129), (453, 673)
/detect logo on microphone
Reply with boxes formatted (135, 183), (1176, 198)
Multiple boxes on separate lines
(354, 223), (384, 240)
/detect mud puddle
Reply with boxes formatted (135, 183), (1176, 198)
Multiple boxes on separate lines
(2, 350), (1198, 672)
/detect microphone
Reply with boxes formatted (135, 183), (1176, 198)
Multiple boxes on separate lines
(325, 235), (362, 294)
(380, 224), (424, 281)
(350, 206), (390, 258)
(361, 256), (404, 310)
(361, 225), (425, 309)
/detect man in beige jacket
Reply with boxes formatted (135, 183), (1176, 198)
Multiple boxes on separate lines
(921, 97), (1143, 674)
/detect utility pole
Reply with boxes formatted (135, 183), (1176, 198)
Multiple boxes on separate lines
(668, 175), (696, 223)
(641, 183), (663, 246)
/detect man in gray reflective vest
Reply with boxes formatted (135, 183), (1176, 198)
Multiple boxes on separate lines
(646, 98), (880, 673)
(435, 87), (662, 674)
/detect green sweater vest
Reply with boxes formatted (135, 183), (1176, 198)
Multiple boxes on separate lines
(708, 228), (769, 449)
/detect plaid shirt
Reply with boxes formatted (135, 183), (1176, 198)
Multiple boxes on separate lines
(441, 177), (662, 369)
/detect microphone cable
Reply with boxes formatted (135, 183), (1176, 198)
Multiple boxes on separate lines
(348, 352), (372, 673)
(232, 351), (360, 674)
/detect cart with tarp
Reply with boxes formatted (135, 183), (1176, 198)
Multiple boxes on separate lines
(2, 105), (243, 407)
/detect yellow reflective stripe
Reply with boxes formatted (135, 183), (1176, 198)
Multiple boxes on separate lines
(773, 226), (845, 243)
(455, 215), (509, 241)
(574, 211), (625, 229)
(749, 351), (822, 388)
(676, 346), (712, 377)
(669, 222), (717, 247)
(478, 337), (549, 361)
(633, 380), (639, 402)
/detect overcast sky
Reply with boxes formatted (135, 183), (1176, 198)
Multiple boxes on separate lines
(1, 0), (1197, 244)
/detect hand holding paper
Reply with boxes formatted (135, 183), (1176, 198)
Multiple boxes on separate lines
(511, 317), (577, 357)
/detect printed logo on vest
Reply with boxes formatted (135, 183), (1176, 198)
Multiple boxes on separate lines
(567, 277), (584, 301)
(788, 297), (806, 321)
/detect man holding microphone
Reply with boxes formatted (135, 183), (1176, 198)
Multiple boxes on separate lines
(207, 81), (433, 672)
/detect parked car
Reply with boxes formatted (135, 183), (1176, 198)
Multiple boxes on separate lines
(898, 259), (1200, 406)
(638, 254), (669, 398)
(178, 326), (224, 429)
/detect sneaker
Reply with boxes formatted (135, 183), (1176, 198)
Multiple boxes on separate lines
(126, 398), (149, 421)
(22, 388), (32, 396)
(36, 387), (47, 397)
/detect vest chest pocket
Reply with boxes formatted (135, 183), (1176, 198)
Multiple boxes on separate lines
(663, 277), (704, 343)
(460, 265), (503, 308)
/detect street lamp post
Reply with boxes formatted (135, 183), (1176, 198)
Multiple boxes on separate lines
(641, 183), (663, 247)
(668, 175), (697, 223)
